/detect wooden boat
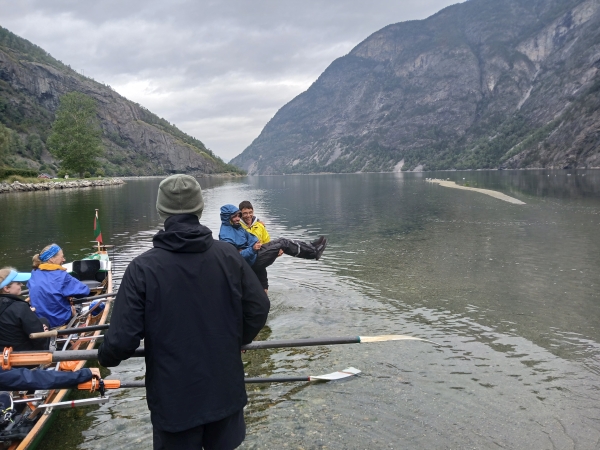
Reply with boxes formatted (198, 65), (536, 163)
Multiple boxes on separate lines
(0, 244), (114, 450)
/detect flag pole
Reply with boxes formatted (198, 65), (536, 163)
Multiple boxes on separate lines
(94, 209), (102, 252)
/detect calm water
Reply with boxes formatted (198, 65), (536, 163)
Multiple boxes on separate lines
(1, 171), (599, 449)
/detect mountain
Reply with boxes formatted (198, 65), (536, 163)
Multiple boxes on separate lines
(0, 26), (242, 177)
(231, 0), (600, 174)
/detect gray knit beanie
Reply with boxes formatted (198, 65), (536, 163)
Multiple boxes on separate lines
(156, 174), (204, 220)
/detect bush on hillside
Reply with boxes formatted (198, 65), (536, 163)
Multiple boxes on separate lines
(0, 167), (38, 180)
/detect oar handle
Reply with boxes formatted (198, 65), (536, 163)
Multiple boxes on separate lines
(29, 330), (58, 339)
(78, 379), (124, 390)
(1, 347), (53, 370)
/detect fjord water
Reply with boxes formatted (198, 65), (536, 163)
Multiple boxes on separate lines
(1, 171), (599, 449)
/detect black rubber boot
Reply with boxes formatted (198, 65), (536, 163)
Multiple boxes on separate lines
(294, 241), (318, 259)
(311, 236), (325, 247)
(315, 238), (327, 260)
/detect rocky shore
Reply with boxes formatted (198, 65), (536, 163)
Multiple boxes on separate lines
(0, 178), (125, 194)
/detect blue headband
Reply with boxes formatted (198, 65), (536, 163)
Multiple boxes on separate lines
(40, 244), (61, 262)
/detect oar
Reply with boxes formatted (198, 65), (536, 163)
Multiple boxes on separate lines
(71, 291), (116, 305)
(4, 335), (435, 368)
(26, 396), (111, 420)
(77, 367), (362, 391)
(30, 323), (110, 340)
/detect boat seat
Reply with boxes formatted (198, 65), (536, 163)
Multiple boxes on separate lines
(72, 260), (105, 282)
(80, 279), (103, 290)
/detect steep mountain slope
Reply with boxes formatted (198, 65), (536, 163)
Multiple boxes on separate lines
(0, 27), (241, 176)
(231, 0), (600, 174)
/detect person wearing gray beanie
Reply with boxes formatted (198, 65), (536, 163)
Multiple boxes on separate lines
(156, 174), (204, 220)
(100, 173), (269, 449)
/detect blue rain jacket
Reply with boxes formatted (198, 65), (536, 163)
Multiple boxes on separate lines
(219, 204), (259, 266)
(0, 367), (92, 391)
(28, 269), (90, 328)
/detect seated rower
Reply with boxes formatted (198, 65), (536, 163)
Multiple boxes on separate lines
(0, 267), (49, 351)
(0, 366), (100, 391)
(28, 244), (90, 328)
(219, 204), (327, 292)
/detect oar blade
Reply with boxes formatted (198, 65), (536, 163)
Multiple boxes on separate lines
(360, 335), (438, 345)
(309, 367), (361, 381)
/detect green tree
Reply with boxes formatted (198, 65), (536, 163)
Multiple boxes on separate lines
(47, 92), (103, 177)
(26, 133), (44, 159)
(0, 123), (10, 160)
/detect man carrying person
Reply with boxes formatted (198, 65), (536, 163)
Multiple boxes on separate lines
(219, 203), (327, 292)
(98, 175), (270, 450)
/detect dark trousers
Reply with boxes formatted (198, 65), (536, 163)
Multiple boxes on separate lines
(251, 238), (316, 290)
(153, 408), (246, 450)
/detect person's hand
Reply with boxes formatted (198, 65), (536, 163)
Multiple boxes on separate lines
(258, 220), (265, 225)
(277, 249), (284, 257)
(90, 368), (101, 378)
(253, 242), (262, 251)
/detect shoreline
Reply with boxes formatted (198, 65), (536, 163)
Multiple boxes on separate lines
(0, 178), (125, 194)
(426, 178), (526, 204)
(120, 172), (244, 180)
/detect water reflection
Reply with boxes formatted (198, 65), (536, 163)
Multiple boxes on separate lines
(1, 171), (599, 449)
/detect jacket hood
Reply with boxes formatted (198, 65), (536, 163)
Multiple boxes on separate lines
(220, 204), (240, 227)
(153, 214), (214, 253)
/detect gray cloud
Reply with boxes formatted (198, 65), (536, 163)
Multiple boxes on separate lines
(1, 0), (463, 161)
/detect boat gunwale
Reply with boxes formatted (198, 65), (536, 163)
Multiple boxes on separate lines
(12, 252), (113, 450)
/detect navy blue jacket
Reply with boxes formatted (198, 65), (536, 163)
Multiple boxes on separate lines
(218, 204), (259, 266)
(0, 367), (92, 391)
(98, 214), (270, 433)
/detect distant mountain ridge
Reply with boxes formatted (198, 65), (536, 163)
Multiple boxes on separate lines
(0, 26), (241, 176)
(231, 0), (600, 174)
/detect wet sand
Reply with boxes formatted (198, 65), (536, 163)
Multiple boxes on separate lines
(426, 178), (526, 204)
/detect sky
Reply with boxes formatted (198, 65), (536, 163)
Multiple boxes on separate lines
(1, 0), (463, 162)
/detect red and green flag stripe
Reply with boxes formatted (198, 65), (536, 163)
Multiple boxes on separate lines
(94, 210), (103, 244)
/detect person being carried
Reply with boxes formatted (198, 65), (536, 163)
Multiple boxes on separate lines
(28, 244), (90, 328)
(98, 174), (270, 450)
(239, 200), (328, 293)
(0, 267), (50, 352)
(219, 204), (327, 292)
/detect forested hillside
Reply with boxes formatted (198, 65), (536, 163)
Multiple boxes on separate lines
(231, 0), (600, 174)
(0, 26), (242, 176)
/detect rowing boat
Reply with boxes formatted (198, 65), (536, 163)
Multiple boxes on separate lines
(0, 216), (114, 450)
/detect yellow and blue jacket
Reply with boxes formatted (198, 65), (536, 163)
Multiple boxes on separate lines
(241, 217), (270, 244)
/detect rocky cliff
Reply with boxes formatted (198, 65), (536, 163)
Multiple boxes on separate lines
(0, 27), (241, 176)
(231, 0), (600, 174)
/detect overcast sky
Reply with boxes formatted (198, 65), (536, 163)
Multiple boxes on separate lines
(1, 0), (462, 162)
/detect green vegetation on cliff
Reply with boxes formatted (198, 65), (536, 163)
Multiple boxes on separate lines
(231, 0), (600, 174)
(0, 26), (244, 177)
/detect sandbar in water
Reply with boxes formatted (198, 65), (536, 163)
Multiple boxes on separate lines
(426, 178), (526, 204)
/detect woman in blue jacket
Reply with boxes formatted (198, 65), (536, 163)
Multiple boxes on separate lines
(28, 244), (90, 328)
